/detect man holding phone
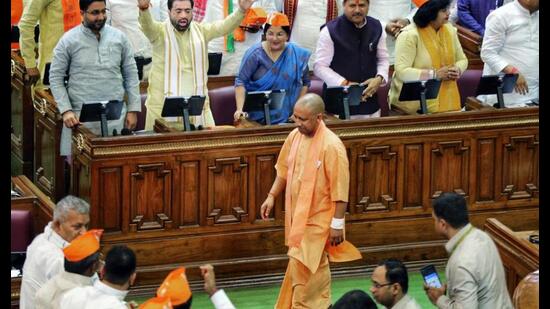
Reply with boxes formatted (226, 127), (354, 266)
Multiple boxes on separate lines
(425, 192), (513, 308)
(370, 259), (421, 308)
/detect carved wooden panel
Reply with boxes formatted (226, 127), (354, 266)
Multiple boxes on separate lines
(129, 163), (173, 232)
(402, 144), (424, 209)
(207, 157), (249, 225)
(501, 136), (539, 200)
(356, 146), (397, 213)
(177, 161), (200, 227)
(33, 115), (58, 200)
(431, 141), (469, 198)
(98, 167), (122, 232)
(255, 154), (279, 221)
(476, 138), (496, 203)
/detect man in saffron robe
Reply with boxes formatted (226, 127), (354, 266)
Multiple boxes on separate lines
(137, 0), (256, 130)
(261, 93), (361, 308)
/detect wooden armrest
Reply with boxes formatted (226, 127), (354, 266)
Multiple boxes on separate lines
(455, 23), (482, 53)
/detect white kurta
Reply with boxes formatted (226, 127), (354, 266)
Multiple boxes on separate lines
(479, 1), (539, 107)
(392, 293), (422, 309)
(367, 0), (417, 64)
(210, 289), (237, 309)
(20, 222), (69, 309)
(288, 0), (343, 69)
(202, 0), (281, 76)
(60, 280), (129, 309)
(106, 0), (153, 59)
(35, 271), (94, 309)
(437, 224), (514, 309)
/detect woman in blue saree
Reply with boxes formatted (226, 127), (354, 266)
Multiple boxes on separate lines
(234, 12), (311, 125)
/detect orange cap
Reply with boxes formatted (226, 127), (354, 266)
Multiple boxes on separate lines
(266, 12), (290, 27)
(241, 7), (268, 27)
(157, 267), (192, 305)
(139, 296), (173, 309)
(412, 0), (429, 7)
(63, 229), (103, 262)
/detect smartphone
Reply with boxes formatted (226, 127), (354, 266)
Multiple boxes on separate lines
(420, 264), (442, 288)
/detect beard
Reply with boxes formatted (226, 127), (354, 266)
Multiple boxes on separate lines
(171, 16), (191, 32)
(84, 19), (106, 32)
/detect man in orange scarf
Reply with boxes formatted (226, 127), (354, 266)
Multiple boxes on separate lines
(261, 93), (360, 308)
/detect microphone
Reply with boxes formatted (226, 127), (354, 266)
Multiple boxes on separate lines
(112, 129), (118, 136)
(197, 125), (204, 131)
(121, 128), (132, 135)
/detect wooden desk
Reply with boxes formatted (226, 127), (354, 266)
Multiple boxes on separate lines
(11, 50), (34, 179)
(70, 107), (538, 295)
(484, 218), (539, 297)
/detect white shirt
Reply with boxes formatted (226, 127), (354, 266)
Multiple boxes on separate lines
(35, 271), (94, 309)
(368, 0), (417, 64)
(106, 0), (153, 58)
(479, 0), (538, 107)
(202, 0), (280, 76)
(288, 0), (343, 68)
(391, 293), (422, 309)
(150, 0), (168, 22)
(20, 222), (69, 309)
(450, 0), (458, 23)
(436, 224), (513, 309)
(210, 289), (236, 309)
(60, 280), (129, 309)
(313, 18), (389, 86)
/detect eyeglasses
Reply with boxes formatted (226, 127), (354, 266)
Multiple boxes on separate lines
(86, 8), (109, 16)
(372, 282), (393, 289)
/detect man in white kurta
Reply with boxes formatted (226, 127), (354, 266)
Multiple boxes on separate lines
(19, 195), (90, 309)
(138, 0), (254, 130)
(285, 0), (343, 69)
(478, 0), (538, 107)
(202, 0), (280, 76)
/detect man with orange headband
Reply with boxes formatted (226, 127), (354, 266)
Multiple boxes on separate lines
(18, 0), (82, 88)
(35, 229), (103, 309)
(260, 93), (361, 308)
(60, 245), (137, 308)
(20, 195), (90, 309)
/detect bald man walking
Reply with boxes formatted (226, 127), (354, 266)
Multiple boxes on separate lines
(261, 93), (358, 308)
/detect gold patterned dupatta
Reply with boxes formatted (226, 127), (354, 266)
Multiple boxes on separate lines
(417, 24), (461, 112)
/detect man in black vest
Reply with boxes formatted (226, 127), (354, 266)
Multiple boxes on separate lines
(314, 0), (389, 118)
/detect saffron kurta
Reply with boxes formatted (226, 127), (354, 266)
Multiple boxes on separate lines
(274, 122), (350, 308)
(139, 9), (245, 130)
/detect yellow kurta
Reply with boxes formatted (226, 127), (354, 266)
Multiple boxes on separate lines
(139, 9), (245, 130)
(19, 0), (64, 89)
(389, 23), (468, 114)
(274, 125), (350, 308)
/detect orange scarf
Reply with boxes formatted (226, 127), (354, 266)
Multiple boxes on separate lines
(285, 121), (327, 248)
(61, 0), (81, 32)
(417, 24), (461, 112)
(11, 0), (23, 49)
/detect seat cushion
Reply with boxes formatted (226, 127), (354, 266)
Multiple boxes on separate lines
(11, 210), (32, 252)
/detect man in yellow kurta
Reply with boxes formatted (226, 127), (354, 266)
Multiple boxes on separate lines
(261, 93), (361, 308)
(138, 0), (255, 130)
(18, 0), (81, 88)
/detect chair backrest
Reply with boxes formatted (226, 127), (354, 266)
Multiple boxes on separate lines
(11, 210), (32, 252)
(209, 86), (237, 126)
(457, 69), (483, 107)
(135, 94), (148, 131)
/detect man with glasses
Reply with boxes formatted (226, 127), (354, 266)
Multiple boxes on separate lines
(370, 259), (421, 309)
(49, 0), (141, 157)
(20, 195), (90, 309)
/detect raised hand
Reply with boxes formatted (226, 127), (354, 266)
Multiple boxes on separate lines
(137, 0), (150, 10)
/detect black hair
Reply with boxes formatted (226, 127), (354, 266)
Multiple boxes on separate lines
(173, 296), (193, 309)
(64, 252), (100, 276)
(79, 0), (106, 11)
(413, 0), (451, 28)
(104, 245), (136, 285)
(263, 24), (291, 38)
(378, 259), (409, 294)
(168, 0), (194, 10)
(332, 290), (377, 309)
(432, 192), (469, 229)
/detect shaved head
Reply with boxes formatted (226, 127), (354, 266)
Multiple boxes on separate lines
(295, 93), (325, 115)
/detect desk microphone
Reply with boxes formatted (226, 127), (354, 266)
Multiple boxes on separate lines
(112, 129), (118, 136)
(121, 128), (132, 135)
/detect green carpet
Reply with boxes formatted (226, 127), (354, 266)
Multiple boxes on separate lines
(132, 271), (445, 308)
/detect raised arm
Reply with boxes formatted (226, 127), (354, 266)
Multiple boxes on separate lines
(138, 0), (164, 43)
